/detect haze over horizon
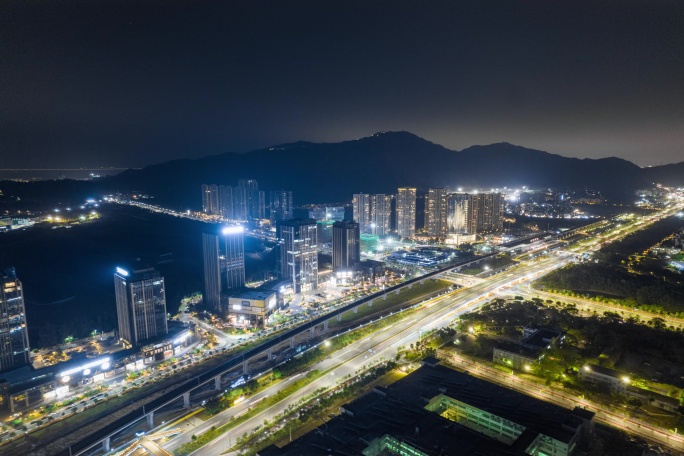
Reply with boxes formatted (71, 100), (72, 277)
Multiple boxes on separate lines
(2, 1), (683, 169)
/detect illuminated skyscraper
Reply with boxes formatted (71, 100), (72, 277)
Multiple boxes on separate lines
(277, 219), (318, 293)
(203, 232), (222, 312)
(447, 193), (470, 234)
(370, 194), (391, 236)
(425, 188), (448, 238)
(223, 226), (246, 290)
(203, 226), (246, 313)
(352, 193), (372, 233)
(0, 268), (30, 373)
(396, 187), (417, 238)
(114, 266), (167, 347)
(332, 221), (360, 271)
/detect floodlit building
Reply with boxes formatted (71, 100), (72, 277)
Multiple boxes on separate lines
(269, 190), (293, 223)
(425, 188), (448, 238)
(396, 187), (417, 238)
(0, 268), (30, 373)
(114, 266), (168, 348)
(370, 194), (392, 235)
(228, 290), (278, 327)
(447, 193), (470, 234)
(332, 221), (360, 272)
(202, 226), (246, 313)
(353, 193), (372, 233)
(276, 219), (318, 293)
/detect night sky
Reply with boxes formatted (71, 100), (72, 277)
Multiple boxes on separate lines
(1, 0), (683, 169)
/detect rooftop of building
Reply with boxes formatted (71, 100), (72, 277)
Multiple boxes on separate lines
(494, 341), (541, 359)
(229, 289), (276, 300)
(1, 322), (193, 394)
(263, 363), (592, 455)
(521, 328), (563, 349)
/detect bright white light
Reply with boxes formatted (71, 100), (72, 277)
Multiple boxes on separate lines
(60, 357), (111, 377)
(101, 362), (111, 370)
(83, 368), (91, 376)
(61, 375), (71, 383)
(116, 267), (129, 277)
(222, 226), (244, 235)
(233, 304), (242, 310)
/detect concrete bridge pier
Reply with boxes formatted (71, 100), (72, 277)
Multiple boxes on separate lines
(290, 337), (295, 349)
(103, 436), (110, 452)
(242, 359), (249, 375)
(337, 314), (342, 322)
(353, 306), (358, 314)
(323, 320), (329, 331)
(146, 411), (154, 428)
(183, 391), (190, 408)
(214, 375), (222, 390)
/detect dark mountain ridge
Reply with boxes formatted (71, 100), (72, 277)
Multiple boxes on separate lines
(1, 131), (679, 208)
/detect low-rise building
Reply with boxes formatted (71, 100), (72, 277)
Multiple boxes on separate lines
(228, 290), (278, 327)
(493, 327), (563, 371)
(493, 342), (539, 372)
(579, 364), (629, 392)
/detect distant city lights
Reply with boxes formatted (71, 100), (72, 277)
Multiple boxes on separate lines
(222, 225), (244, 235)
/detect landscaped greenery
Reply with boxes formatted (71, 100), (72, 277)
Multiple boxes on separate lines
(534, 216), (684, 314)
(330, 278), (451, 326)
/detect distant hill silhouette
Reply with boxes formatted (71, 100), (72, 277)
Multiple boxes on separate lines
(2, 131), (681, 207)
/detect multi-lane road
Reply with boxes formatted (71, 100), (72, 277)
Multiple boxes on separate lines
(160, 200), (684, 455)
(162, 254), (574, 455)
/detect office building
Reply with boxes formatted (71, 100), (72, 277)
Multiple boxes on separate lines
(370, 194), (391, 235)
(223, 226), (246, 290)
(202, 231), (222, 313)
(276, 219), (318, 293)
(332, 221), (360, 271)
(202, 226), (246, 313)
(352, 193), (372, 233)
(425, 188), (448, 238)
(396, 187), (417, 238)
(269, 190), (293, 223)
(114, 266), (168, 347)
(0, 268), (30, 373)
(468, 192), (504, 233)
